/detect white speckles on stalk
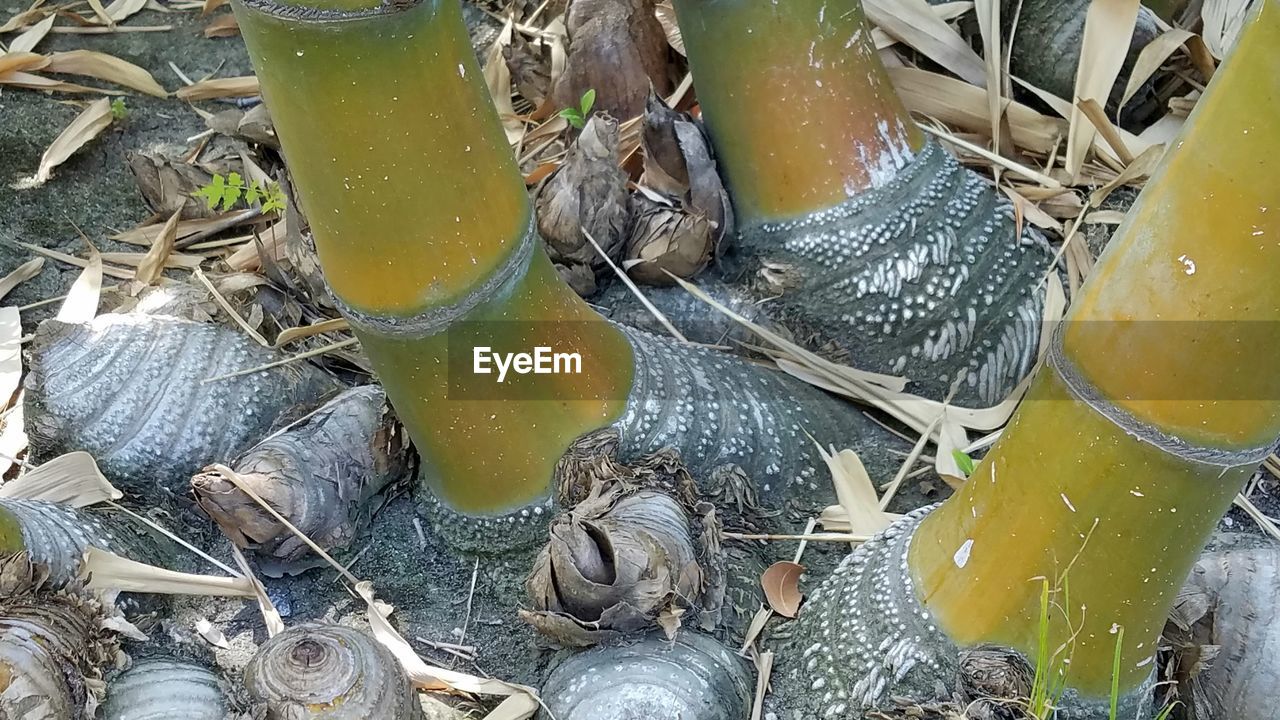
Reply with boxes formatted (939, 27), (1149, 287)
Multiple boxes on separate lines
(773, 509), (955, 715)
(612, 325), (886, 509)
(736, 139), (1053, 405)
(954, 538), (973, 568)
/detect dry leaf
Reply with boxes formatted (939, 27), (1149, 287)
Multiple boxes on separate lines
(1066, 0), (1141, 179)
(133, 209), (180, 286)
(193, 618), (231, 649)
(654, 0), (683, 55)
(0, 51), (50, 75)
(56, 243), (103, 322)
(760, 561), (805, 618)
(8, 11), (54, 53)
(864, 0), (986, 85)
(229, 543), (285, 636)
(483, 17), (524, 146)
(44, 50), (167, 96)
(0, 258), (44, 301)
(0, 307), (19, 408)
(202, 11), (237, 37)
(80, 547), (257, 597)
(889, 67), (1065, 154)
(85, 0), (112, 26)
(34, 98), (113, 186)
(0, 401), (26, 478)
(1121, 28), (1212, 107)
(175, 75), (259, 100)
(1201, 0), (1255, 59)
(104, 0), (147, 22)
(0, 451), (120, 506)
(816, 445), (894, 535)
(0, 71), (107, 94)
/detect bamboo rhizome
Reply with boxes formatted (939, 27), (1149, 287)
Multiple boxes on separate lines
(671, 0), (923, 222)
(909, 0), (1280, 697)
(232, 0), (636, 519)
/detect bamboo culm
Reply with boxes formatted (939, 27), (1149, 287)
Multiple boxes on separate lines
(232, 0), (906, 553)
(765, 3), (1280, 715)
(604, 0), (1058, 407)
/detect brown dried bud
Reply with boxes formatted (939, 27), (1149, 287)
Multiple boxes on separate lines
(536, 114), (631, 279)
(552, 0), (672, 121)
(523, 481), (723, 647)
(192, 386), (411, 575)
(623, 193), (713, 285)
(126, 148), (218, 219)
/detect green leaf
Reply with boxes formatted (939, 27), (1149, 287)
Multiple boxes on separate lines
(261, 183), (287, 213)
(193, 174), (226, 210)
(109, 97), (128, 120)
(559, 107), (585, 129)
(579, 88), (596, 116)
(951, 449), (975, 476)
(245, 180), (263, 206)
(221, 172), (244, 211)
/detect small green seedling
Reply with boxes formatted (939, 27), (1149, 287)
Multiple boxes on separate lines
(194, 172), (287, 213)
(559, 89), (597, 130)
(952, 449), (976, 476)
(110, 97), (128, 120)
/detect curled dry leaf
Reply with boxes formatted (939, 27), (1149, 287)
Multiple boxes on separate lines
(552, 0), (673, 120)
(192, 386), (412, 575)
(535, 114), (630, 294)
(760, 561), (805, 618)
(623, 194), (713, 284)
(0, 553), (119, 720)
(205, 103), (278, 148)
(524, 482), (723, 647)
(503, 29), (552, 107)
(626, 93), (731, 285)
(32, 98), (113, 186)
(43, 50), (166, 97)
(203, 12), (239, 38)
(174, 76), (260, 101)
(126, 148), (219, 218)
(132, 210), (181, 287)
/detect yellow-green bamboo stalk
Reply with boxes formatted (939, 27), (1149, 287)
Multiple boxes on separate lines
(911, 2), (1280, 695)
(667, 0), (1053, 407)
(233, 0), (635, 519)
(673, 0), (922, 221)
(766, 2), (1280, 715)
(232, 0), (900, 552)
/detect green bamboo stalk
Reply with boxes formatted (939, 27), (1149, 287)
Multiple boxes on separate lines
(769, 2), (1280, 715)
(232, 0), (902, 550)
(662, 0), (1054, 407)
